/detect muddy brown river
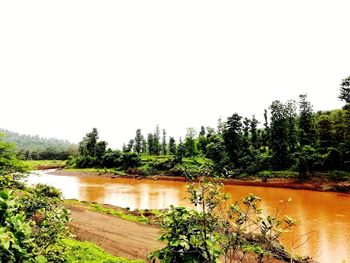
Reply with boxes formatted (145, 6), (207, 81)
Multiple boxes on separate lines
(27, 171), (350, 263)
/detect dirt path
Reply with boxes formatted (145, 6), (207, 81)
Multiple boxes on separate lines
(68, 205), (163, 260)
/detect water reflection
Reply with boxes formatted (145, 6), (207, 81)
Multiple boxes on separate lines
(26, 172), (350, 263)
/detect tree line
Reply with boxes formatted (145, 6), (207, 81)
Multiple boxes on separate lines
(0, 129), (78, 160)
(72, 76), (350, 177)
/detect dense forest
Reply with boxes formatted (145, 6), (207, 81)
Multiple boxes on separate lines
(0, 129), (78, 160)
(71, 77), (350, 179)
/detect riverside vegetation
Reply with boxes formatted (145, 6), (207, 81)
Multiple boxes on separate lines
(151, 176), (310, 263)
(0, 134), (141, 262)
(66, 77), (350, 182)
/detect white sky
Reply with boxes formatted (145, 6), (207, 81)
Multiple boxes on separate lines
(0, 1), (349, 148)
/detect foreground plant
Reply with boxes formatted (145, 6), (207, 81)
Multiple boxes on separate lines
(151, 178), (310, 263)
(0, 135), (71, 262)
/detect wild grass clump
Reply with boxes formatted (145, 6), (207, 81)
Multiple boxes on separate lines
(62, 239), (143, 263)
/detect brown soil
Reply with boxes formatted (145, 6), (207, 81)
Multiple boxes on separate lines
(52, 169), (350, 194)
(68, 204), (163, 260)
(36, 165), (64, 170)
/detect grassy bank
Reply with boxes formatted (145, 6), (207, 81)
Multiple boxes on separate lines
(26, 156), (350, 187)
(63, 155), (213, 177)
(63, 239), (143, 263)
(64, 199), (160, 225)
(23, 159), (66, 170)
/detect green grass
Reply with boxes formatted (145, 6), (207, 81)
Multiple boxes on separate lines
(62, 238), (143, 263)
(23, 160), (66, 170)
(90, 203), (148, 224)
(65, 200), (149, 224)
(63, 166), (128, 176)
(63, 167), (117, 173)
(140, 155), (169, 162)
(257, 170), (299, 179)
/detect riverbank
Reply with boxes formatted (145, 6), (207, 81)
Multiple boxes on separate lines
(67, 203), (162, 260)
(65, 201), (306, 263)
(50, 169), (350, 194)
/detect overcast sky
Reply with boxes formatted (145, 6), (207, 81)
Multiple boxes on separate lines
(1, 1), (349, 148)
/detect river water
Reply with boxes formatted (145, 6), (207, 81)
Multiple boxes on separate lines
(26, 171), (350, 263)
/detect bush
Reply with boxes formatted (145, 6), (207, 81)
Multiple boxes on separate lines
(150, 206), (222, 262)
(168, 164), (185, 176)
(151, 179), (305, 263)
(323, 148), (342, 170)
(0, 188), (71, 262)
(0, 190), (34, 262)
(100, 150), (123, 168)
(0, 135), (71, 262)
(121, 152), (141, 169)
(31, 183), (62, 198)
(74, 156), (98, 168)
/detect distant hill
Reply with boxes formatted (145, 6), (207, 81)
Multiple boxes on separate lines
(0, 128), (78, 160)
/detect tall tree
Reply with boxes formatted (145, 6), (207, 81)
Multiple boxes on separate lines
(285, 100), (298, 153)
(141, 136), (147, 154)
(162, 129), (167, 155)
(206, 134), (227, 165)
(153, 125), (161, 156)
(250, 116), (259, 149)
(298, 94), (315, 147)
(262, 109), (270, 147)
(134, 129), (143, 155)
(94, 141), (107, 160)
(242, 118), (251, 151)
(184, 128), (197, 157)
(197, 126), (208, 154)
(223, 113), (242, 166)
(339, 76), (350, 104)
(217, 118), (225, 135)
(316, 115), (333, 150)
(176, 138), (186, 163)
(168, 137), (177, 155)
(147, 133), (154, 155)
(331, 109), (347, 148)
(79, 128), (99, 157)
(269, 101), (290, 169)
(339, 76), (350, 158)
(126, 139), (134, 153)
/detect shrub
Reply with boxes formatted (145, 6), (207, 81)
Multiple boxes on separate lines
(151, 179), (306, 263)
(121, 152), (141, 169)
(323, 148), (342, 170)
(74, 156), (97, 168)
(32, 183), (62, 198)
(100, 150), (123, 168)
(0, 190), (34, 262)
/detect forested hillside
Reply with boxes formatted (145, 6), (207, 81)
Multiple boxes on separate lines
(0, 128), (78, 160)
